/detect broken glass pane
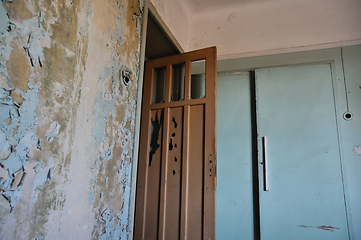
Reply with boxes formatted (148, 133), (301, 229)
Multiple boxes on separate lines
(171, 63), (185, 101)
(152, 67), (166, 104)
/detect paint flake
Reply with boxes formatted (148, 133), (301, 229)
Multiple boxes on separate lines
(1, 152), (23, 176)
(0, 3), (9, 35)
(2, 185), (23, 209)
(317, 225), (340, 232)
(33, 157), (54, 203)
(89, 185), (95, 205)
(0, 129), (11, 160)
(23, 30), (45, 67)
(16, 132), (37, 160)
(45, 122), (60, 143)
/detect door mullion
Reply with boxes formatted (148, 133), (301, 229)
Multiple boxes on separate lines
(158, 107), (170, 240)
(250, 70), (261, 240)
(184, 61), (191, 100)
(180, 105), (190, 240)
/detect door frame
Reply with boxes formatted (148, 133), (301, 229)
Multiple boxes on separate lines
(129, 1), (184, 238)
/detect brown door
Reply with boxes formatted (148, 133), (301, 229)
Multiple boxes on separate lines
(134, 47), (217, 240)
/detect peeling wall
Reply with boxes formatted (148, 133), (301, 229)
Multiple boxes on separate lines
(0, 0), (143, 239)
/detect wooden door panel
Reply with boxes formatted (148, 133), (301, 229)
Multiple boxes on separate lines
(162, 107), (183, 240)
(134, 47), (217, 240)
(186, 105), (204, 240)
(144, 109), (164, 239)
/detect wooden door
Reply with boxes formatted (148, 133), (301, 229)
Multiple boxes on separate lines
(134, 47), (217, 240)
(216, 63), (349, 239)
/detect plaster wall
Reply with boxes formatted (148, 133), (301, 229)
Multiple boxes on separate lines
(0, 0), (143, 239)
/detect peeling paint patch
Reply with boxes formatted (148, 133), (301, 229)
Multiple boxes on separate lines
(89, 186), (95, 205)
(45, 122), (60, 143)
(0, 82), (41, 209)
(22, 11), (50, 67)
(14, 82), (41, 139)
(298, 225), (310, 228)
(1, 153), (23, 189)
(33, 157), (54, 203)
(100, 208), (126, 240)
(93, 67), (117, 145)
(1, 0), (142, 237)
(317, 225), (340, 232)
(96, 160), (132, 239)
(23, 30), (44, 67)
(298, 225), (340, 232)
(104, 140), (115, 161)
(0, 2), (10, 35)
(2, 185), (23, 209)
(0, 4), (53, 86)
(117, 162), (131, 233)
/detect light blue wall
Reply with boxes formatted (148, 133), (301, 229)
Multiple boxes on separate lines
(216, 45), (361, 240)
(216, 72), (253, 240)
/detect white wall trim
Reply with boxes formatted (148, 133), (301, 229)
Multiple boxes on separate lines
(217, 39), (361, 61)
(127, 1), (149, 239)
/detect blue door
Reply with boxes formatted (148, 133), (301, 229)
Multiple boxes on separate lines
(217, 63), (349, 239)
(217, 72), (253, 239)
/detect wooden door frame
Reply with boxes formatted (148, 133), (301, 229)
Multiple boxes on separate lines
(129, 1), (184, 238)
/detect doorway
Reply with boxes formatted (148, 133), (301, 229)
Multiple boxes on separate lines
(131, 2), (217, 239)
(129, 2), (183, 238)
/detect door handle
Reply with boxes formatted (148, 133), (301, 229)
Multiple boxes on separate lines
(262, 136), (269, 191)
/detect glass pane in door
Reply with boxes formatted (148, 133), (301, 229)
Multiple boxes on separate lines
(171, 63), (185, 101)
(191, 59), (205, 99)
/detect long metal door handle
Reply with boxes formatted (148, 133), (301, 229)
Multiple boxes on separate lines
(262, 136), (269, 191)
